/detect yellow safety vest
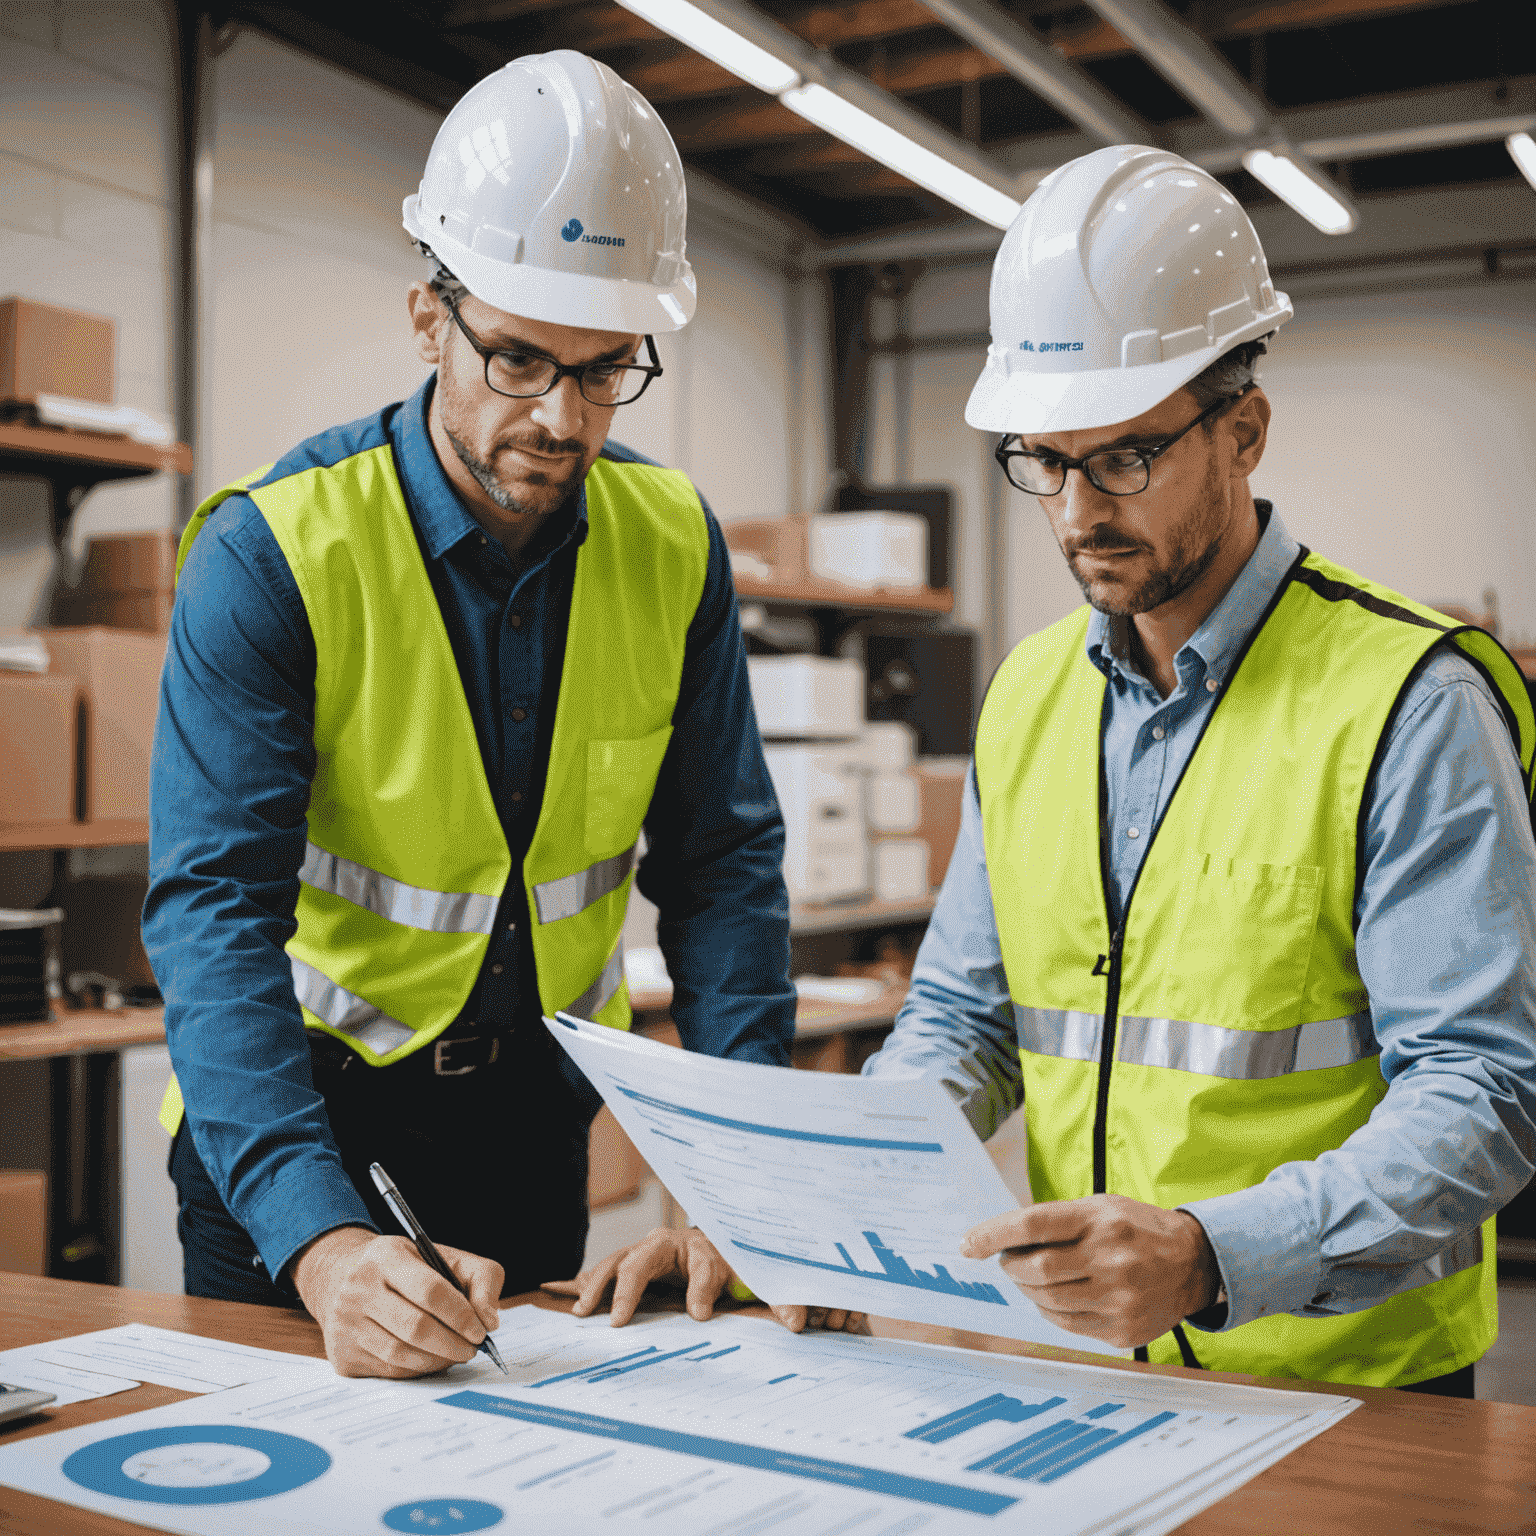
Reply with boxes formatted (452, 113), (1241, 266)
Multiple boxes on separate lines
(160, 441), (709, 1133)
(975, 547), (1535, 1387)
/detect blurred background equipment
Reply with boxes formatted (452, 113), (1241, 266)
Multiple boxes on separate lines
(0, 907), (63, 1026)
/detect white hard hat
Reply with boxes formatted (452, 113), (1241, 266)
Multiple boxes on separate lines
(966, 145), (1291, 435)
(403, 50), (695, 333)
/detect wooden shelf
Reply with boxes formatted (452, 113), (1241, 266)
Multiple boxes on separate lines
(629, 980), (907, 1040)
(0, 819), (149, 851)
(0, 1004), (165, 1061)
(0, 419), (191, 480)
(791, 892), (937, 935)
(734, 574), (953, 616)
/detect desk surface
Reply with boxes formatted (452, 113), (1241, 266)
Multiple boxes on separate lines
(2, 1276), (1533, 1535)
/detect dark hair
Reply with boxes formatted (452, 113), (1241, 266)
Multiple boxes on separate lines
(413, 240), (469, 307)
(1185, 334), (1271, 421)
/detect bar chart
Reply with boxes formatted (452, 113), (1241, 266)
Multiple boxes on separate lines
(904, 1391), (1069, 1444)
(730, 1229), (1010, 1303)
(966, 1405), (1179, 1485)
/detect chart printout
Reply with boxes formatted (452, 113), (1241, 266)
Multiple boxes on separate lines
(546, 1013), (1108, 1352)
(0, 1308), (1357, 1536)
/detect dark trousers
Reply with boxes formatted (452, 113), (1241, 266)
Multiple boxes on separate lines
(171, 1022), (596, 1307)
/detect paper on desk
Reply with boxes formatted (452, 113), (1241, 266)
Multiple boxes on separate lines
(0, 1305), (1360, 1536)
(547, 1012), (1124, 1355)
(0, 1323), (328, 1405)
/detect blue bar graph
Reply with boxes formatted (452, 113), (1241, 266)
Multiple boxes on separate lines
(438, 1392), (1019, 1516)
(967, 1410), (1179, 1485)
(731, 1231), (1008, 1305)
(768, 1375), (797, 1385)
(905, 1393), (1068, 1444)
(531, 1342), (715, 1388)
(696, 1346), (741, 1361)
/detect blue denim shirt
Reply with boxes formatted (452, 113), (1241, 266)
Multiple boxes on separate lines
(866, 506), (1536, 1333)
(144, 377), (794, 1283)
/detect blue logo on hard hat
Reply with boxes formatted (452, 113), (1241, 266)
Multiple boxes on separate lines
(561, 218), (583, 243)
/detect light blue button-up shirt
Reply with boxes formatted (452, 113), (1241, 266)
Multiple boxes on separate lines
(865, 504), (1536, 1336)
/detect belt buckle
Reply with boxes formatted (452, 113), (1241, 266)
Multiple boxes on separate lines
(433, 1035), (499, 1076)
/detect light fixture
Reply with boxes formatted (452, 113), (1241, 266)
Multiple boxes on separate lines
(616, 0), (800, 95)
(1241, 147), (1356, 236)
(780, 83), (1022, 230)
(1508, 132), (1536, 191)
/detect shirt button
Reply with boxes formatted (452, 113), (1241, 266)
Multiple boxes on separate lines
(1126, 826), (1140, 839)
(509, 614), (523, 629)
(1205, 678), (1219, 692)
(491, 963), (503, 975)
(511, 708), (527, 723)
(479, 534), (488, 546)
(1151, 725), (1165, 740)
(507, 922), (517, 933)
(511, 790), (523, 803)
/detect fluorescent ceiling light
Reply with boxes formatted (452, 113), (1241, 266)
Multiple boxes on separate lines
(780, 83), (1022, 230)
(1508, 132), (1536, 191)
(1242, 147), (1356, 236)
(616, 0), (800, 95)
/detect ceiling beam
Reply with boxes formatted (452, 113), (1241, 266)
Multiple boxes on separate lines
(440, 0), (574, 25)
(918, 0), (1147, 142)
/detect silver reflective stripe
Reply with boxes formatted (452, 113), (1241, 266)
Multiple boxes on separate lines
(534, 843), (638, 924)
(292, 956), (414, 1055)
(300, 842), (497, 936)
(1015, 1007), (1103, 1063)
(1116, 1011), (1378, 1079)
(1016, 1006), (1378, 1079)
(566, 942), (624, 1019)
(1413, 1225), (1483, 1285)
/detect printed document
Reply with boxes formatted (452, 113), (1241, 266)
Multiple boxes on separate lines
(0, 1305), (1357, 1536)
(547, 1013), (1114, 1353)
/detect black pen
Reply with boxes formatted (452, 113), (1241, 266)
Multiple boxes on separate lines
(369, 1161), (508, 1375)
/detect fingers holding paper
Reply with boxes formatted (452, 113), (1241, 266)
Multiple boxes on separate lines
(961, 1194), (1221, 1350)
(541, 1227), (869, 1336)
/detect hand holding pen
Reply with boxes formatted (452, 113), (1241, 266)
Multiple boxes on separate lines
(369, 1162), (509, 1375)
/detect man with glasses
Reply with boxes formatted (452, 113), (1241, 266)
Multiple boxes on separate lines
(144, 51), (844, 1379)
(863, 146), (1536, 1395)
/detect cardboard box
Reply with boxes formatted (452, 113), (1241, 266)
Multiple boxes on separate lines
(722, 516), (808, 584)
(40, 627), (166, 820)
(748, 655), (865, 740)
(0, 1170), (48, 1275)
(56, 590), (174, 634)
(809, 511), (928, 591)
(0, 673), (80, 823)
(80, 531), (180, 593)
(915, 757), (969, 884)
(0, 296), (114, 405)
(763, 745), (869, 903)
(872, 837), (930, 901)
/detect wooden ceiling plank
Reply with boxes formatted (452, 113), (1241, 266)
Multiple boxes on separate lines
(665, 95), (826, 153)
(792, 0), (940, 49)
(623, 50), (746, 102)
(1219, 0), (1476, 35)
(440, 0), (574, 26)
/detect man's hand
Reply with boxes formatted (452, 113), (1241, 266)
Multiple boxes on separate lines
(961, 1195), (1220, 1350)
(292, 1226), (504, 1378)
(542, 1227), (869, 1336)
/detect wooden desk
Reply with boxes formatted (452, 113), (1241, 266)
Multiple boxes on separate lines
(2, 1276), (1533, 1535)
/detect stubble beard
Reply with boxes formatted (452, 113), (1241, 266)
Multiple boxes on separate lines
(1066, 456), (1226, 618)
(444, 422), (587, 519)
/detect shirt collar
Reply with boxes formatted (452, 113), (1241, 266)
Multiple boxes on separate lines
(1087, 501), (1299, 688)
(392, 375), (590, 562)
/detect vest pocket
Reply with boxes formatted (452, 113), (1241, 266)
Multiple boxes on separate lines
(1157, 853), (1324, 1030)
(585, 726), (674, 856)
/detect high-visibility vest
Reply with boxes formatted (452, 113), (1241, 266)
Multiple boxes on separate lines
(975, 547), (1535, 1387)
(159, 438), (709, 1134)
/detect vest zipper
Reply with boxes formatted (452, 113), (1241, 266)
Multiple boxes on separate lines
(1093, 922), (1124, 1195)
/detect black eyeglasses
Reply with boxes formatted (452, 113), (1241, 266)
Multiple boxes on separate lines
(995, 391), (1245, 497)
(444, 296), (663, 407)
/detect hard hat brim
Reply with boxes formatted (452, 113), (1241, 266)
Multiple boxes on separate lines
(965, 346), (1229, 436)
(408, 207), (696, 335)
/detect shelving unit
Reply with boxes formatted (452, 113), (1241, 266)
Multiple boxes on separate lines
(0, 819), (150, 852)
(735, 574), (953, 616)
(0, 1004), (165, 1061)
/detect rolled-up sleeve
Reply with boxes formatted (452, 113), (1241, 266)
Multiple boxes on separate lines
(144, 497), (376, 1284)
(862, 766), (1022, 1140)
(1184, 649), (1536, 1331)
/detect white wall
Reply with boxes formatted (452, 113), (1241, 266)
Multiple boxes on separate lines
(0, 0), (179, 625)
(872, 262), (1536, 653)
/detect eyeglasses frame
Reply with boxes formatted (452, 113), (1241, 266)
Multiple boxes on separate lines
(443, 295), (663, 408)
(994, 389), (1248, 498)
